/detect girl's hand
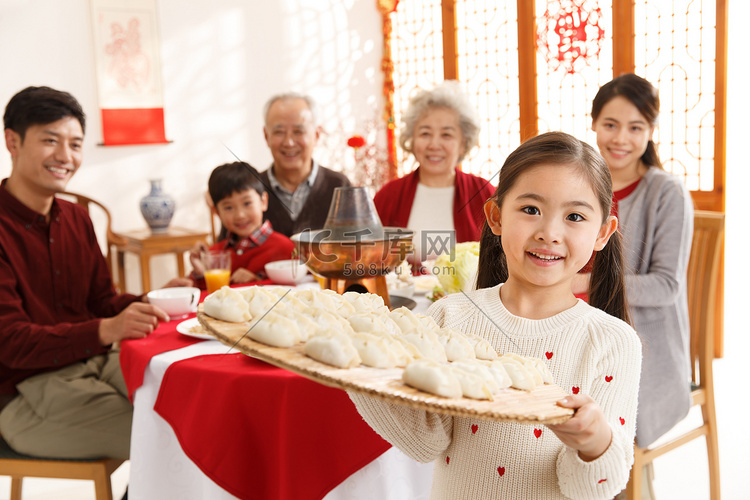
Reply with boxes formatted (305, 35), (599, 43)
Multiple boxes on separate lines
(189, 241), (209, 276)
(230, 268), (260, 284)
(547, 395), (613, 462)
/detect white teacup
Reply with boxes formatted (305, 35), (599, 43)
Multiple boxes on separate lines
(146, 287), (200, 320)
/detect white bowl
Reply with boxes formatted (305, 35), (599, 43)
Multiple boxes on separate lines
(265, 259), (309, 285)
(146, 286), (200, 319)
(389, 282), (415, 298)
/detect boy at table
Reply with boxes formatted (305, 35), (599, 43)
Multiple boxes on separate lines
(188, 161), (296, 288)
(0, 86), (188, 461)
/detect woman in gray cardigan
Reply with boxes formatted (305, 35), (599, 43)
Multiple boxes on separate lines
(583, 74), (695, 452)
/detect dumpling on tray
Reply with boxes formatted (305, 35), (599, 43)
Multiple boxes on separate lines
(463, 333), (499, 360)
(287, 310), (320, 342)
(435, 328), (476, 362)
(390, 336), (422, 364)
(246, 311), (301, 347)
(348, 312), (400, 337)
(501, 353), (553, 385)
(352, 329), (416, 367)
(306, 308), (354, 334)
(350, 331), (401, 369)
(417, 314), (440, 331)
(388, 307), (422, 334)
(401, 329), (448, 363)
(402, 359), (462, 399)
(450, 360), (499, 400)
(326, 294), (357, 318)
(202, 286), (251, 323)
(304, 330), (361, 368)
(342, 291), (389, 314)
(529, 357), (554, 384)
(295, 288), (340, 311)
(239, 286), (280, 317)
(497, 355), (537, 391)
(474, 359), (513, 389)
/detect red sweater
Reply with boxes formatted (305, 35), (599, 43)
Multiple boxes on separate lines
(373, 167), (495, 243)
(0, 182), (139, 394)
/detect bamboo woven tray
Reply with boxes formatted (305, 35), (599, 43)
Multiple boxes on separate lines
(197, 307), (574, 425)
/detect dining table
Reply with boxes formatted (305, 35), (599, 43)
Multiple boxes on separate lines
(120, 280), (434, 500)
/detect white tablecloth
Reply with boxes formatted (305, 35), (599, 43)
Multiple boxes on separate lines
(128, 339), (434, 499)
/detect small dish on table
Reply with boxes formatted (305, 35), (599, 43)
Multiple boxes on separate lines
(176, 317), (215, 340)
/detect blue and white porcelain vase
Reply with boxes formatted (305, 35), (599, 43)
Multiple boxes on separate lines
(139, 179), (175, 233)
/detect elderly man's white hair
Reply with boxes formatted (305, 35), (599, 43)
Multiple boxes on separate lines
(262, 92), (320, 128)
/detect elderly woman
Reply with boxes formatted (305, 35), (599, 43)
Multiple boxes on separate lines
(373, 81), (494, 265)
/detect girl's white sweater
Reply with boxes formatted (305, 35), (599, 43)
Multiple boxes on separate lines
(350, 284), (642, 499)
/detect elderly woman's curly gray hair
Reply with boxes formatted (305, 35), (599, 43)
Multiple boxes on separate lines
(399, 80), (480, 163)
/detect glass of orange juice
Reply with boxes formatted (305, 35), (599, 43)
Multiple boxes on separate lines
(201, 250), (231, 294)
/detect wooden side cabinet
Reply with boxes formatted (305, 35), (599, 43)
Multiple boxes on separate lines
(114, 227), (209, 293)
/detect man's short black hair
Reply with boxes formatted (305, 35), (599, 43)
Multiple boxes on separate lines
(3, 86), (86, 140)
(208, 162), (266, 206)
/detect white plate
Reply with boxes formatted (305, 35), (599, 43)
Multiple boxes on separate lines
(413, 275), (440, 295)
(176, 317), (214, 340)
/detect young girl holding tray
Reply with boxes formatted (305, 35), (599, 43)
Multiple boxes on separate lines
(350, 132), (642, 499)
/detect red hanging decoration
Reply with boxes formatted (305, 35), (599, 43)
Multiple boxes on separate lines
(537, 0), (605, 74)
(347, 135), (366, 148)
(376, 0), (398, 15)
(378, 0), (399, 180)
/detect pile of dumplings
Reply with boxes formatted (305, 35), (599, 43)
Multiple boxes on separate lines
(202, 286), (554, 400)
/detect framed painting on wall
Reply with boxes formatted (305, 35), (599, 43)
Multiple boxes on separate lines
(90, 0), (169, 146)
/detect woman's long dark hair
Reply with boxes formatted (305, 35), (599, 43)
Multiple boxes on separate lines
(592, 73), (662, 170)
(476, 132), (631, 325)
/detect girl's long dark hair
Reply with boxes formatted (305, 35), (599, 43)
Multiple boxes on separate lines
(476, 132), (632, 325)
(592, 73), (662, 170)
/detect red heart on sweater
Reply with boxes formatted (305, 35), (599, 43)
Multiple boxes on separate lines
(605, 376), (613, 382)
(497, 466), (505, 476)
(572, 386), (580, 394)
(619, 417), (625, 425)
(446, 456), (450, 465)
(545, 351), (553, 359)
(471, 424), (478, 434)
(598, 479), (607, 484)
(534, 428), (542, 438)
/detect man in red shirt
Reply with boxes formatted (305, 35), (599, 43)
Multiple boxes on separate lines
(0, 86), (179, 461)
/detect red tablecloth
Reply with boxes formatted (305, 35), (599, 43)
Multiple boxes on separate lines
(154, 353), (390, 500)
(120, 282), (272, 398)
(120, 279), (392, 500)
(120, 317), (204, 399)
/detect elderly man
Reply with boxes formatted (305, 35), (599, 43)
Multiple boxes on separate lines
(0, 86), (184, 465)
(260, 92), (351, 236)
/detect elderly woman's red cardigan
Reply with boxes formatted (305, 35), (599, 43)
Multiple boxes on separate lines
(373, 167), (495, 243)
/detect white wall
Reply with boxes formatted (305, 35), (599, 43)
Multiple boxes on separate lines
(0, 0), (384, 292)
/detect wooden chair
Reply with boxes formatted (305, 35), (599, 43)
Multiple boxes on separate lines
(627, 210), (724, 499)
(0, 434), (124, 500)
(57, 192), (128, 292)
